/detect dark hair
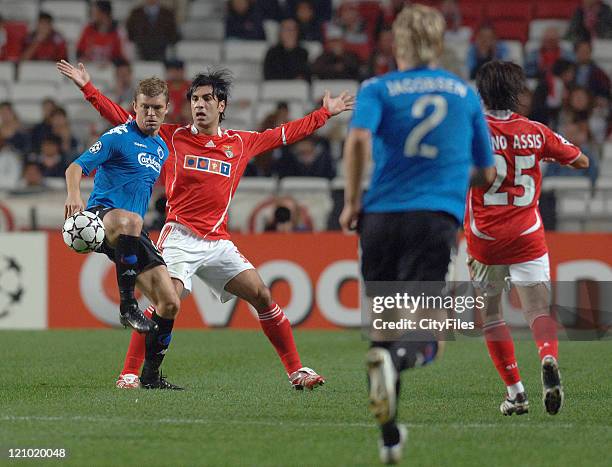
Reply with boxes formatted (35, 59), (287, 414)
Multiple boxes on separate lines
(165, 59), (184, 70)
(94, 0), (112, 16)
(42, 134), (62, 147)
(113, 57), (131, 69)
(186, 68), (233, 123)
(38, 11), (53, 22)
(476, 61), (526, 111)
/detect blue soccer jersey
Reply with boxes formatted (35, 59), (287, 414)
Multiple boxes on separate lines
(350, 67), (494, 222)
(75, 121), (168, 218)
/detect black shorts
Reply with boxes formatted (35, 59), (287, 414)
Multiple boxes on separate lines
(359, 210), (458, 283)
(90, 206), (165, 274)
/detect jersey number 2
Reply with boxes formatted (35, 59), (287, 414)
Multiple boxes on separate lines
(484, 154), (536, 206)
(404, 95), (447, 158)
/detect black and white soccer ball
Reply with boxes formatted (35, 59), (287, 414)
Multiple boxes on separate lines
(0, 255), (23, 318)
(62, 211), (105, 253)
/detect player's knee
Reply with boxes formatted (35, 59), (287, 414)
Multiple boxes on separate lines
(253, 286), (273, 312)
(114, 211), (143, 235)
(159, 295), (180, 318)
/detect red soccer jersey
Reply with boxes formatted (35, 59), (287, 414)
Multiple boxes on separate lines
(76, 23), (125, 63)
(465, 112), (581, 265)
(81, 82), (331, 239)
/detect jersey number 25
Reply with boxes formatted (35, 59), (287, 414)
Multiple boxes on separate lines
(484, 154), (536, 207)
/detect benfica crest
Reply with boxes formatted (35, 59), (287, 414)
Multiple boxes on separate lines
(223, 145), (234, 158)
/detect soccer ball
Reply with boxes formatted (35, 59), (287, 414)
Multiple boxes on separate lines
(0, 254), (23, 318)
(62, 211), (105, 254)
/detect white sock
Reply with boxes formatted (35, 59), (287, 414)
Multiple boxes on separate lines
(507, 381), (525, 399)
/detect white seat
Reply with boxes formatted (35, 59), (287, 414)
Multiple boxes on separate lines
(260, 79), (309, 102)
(528, 19), (569, 42)
(542, 176), (591, 192)
(225, 61), (261, 82)
(83, 63), (115, 89)
(1, 0), (39, 22)
(0, 83), (7, 101)
(10, 82), (58, 102)
(18, 61), (63, 85)
(592, 39), (612, 61)
(230, 81), (259, 127)
(231, 81), (260, 104)
(303, 41), (323, 61)
(58, 82), (84, 102)
(525, 39), (573, 57)
(66, 101), (104, 123)
(0, 62), (15, 85)
(181, 19), (225, 41)
(177, 41), (222, 63)
(55, 19), (83, 43)
(311, 79), (359, 102)
(132, 61), (165, 81)
(278, 177), (332, 231)
(189, 0), (225, 19)
(225, 40), (268, 62)
(41, 1), (88, 23)
(263, 19), (280, 44)
(12, 103), (43, 124)
(504, 40), (524, 66)
(599, 153), (612, 177)
(111, 0), (136, 22)
(228, 178), (278, 232)
(185, 61), (219, 80)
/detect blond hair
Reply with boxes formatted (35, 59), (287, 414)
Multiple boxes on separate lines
(392, 5), (445, 67)
(133, 76), (169, 103)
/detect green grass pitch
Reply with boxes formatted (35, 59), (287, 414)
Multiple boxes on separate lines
(1, 330), (610, 466)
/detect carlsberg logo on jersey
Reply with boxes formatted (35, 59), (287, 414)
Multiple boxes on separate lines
(138, 152), (162, 173)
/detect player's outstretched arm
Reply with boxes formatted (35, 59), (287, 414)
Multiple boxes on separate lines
(570, 152), (589, 169)
(339, 127), (370, 233)
(56, 60), (132, 126)
(322, 90), (355, 116)
(64, 163), (85, 219)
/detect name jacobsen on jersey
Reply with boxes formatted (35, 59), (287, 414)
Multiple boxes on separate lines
(385, 77), (468, 97)
(491, 134), (543, 151)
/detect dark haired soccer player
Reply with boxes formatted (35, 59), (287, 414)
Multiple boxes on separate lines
(57, 60), (353, 390)
(64, 77), (183, 389)
(341, 5), (494, 463)
(467, 61), (589, 416)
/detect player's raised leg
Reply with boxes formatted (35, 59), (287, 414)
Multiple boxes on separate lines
(225, 268), (325, 390)
(134, 265), (182, 389)
(515, 277), (563, 415)
(101, 208), (157, 333)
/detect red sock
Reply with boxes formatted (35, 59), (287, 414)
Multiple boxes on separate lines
(483, 320), (521, 386)
(258, 303), (302, 375)
(531, 315), (559, 360)
(120, 305), (153, 376)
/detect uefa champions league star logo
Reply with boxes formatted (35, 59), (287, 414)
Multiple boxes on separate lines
(0, 254), (24, 318)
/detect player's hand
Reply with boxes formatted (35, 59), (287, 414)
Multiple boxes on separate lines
(339, 202), (360, 234)
(64, 194), (85, 219)
(56, 60), (91, 89)
(323, 90), (355, 116)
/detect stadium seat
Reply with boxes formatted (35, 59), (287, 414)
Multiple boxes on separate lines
(18, 61), (64, 85)
(224, 81), (259, 129)
(459, 1), (484, 31)
(533, 1), (577, 19)
(0, 62), (15, 85)
(40, 1), (88, 23)
(485, 2), (532, 21)
(111, 0), (136, 22)
(311, 79), (359, 102)
(181, 19), (225, 41)
(0, 0), (39, 22)
(225, 61), (262, 82)
(12, 102), (43, 124)
(177, 41), (223, 63)
(525, 39), (573, 57)
(529, 19), (569, 42)
(55, 18), (83, 43)
(228, 178), (278, 232)
(278, 177), (332, 231)
(57, 82), (83, 102)
(263, 19), (280, 44)
(225, 40), (268, 62)
(504, 40), (525, 66)
(189, 0), (225, 19)
(543, 176), (591, 231)
(260, 80), (310, 102)
(592, 39), (612, 61)
(491, 19), (529, 43)
(83, 63), (115, 90)
(132, 61), (165, 81)
(185, 61), (216, 80)
(10, 82), (57, 102)
(65, 101), (103, 123)
(303, 40), (323, 61)
(0, 83), (7, 101)
(599, 144), (612, 177)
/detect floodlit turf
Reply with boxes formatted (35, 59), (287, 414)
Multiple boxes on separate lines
(1, 330), (610, 466)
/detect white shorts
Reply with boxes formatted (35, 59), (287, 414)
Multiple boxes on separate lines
(158, 222), (254, 302)
(468, 253), (550, 296)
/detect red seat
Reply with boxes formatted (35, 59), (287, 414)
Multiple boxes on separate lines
(492, 19), (529, 42)
(534, 1), (578, 19)
(485, 2), (532, 21)
(460, 2), (484, 31)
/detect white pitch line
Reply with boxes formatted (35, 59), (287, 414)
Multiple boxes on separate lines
(0, 415), (590, 429)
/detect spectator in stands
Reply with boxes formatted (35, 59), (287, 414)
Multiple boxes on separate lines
(225, 0), (266, 41)
(566, 0), (612, 42)
(294, 0), (323, 42)
(0, 14), (25, 61)
(331, 1), (371, 59)
(245, 102), (290, 176)
(77, 1), (126, 64)
(160, 0), (189, 24)
(0, 140), (21, 190)
(530, 59), (576, 127)
(126, 0), (178, 61)
(467, 24), (509, 80)
(165, 59), (190, 123)
(19, 158), (46, 191)
(366, 27), (395, 77)
(311, 28), (361, 80)
(264, 197), (310, 232)
(20, 12), (67, 62)
(263, 19), (310, 81)
(30, 98), (59, 152)
(561, 86), (609, 145)
(48, 107), (79, 157)
(375, 0), (410, 38)
(574, 39), (611, 98)
(111, 59), (135, 110)
(525, 26), (573, 78)
(274, 135), (335, 179)
(33, 134), (66, 178)
(0, 102), (29, 155)
(440, 0), (470, 43)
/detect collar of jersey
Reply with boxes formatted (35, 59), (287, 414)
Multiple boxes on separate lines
(485, 109), (513, 120)
(190, 125), (223, 137)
